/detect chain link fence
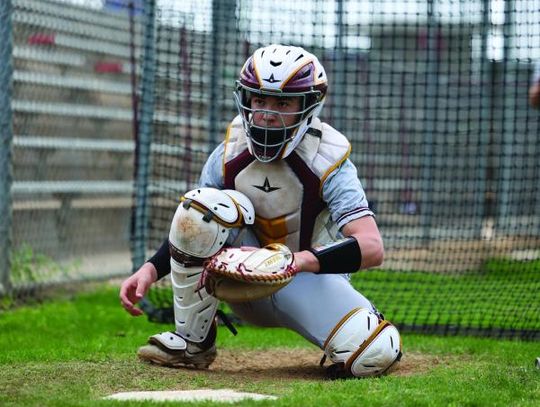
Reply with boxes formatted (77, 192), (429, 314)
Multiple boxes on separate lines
(1, 0), (141, 300)
(134, 0), (540, 338)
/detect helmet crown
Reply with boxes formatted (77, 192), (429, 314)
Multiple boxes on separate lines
(239, 44), (328, 95)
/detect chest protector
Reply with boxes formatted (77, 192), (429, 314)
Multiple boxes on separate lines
(223, 115), (351, 252)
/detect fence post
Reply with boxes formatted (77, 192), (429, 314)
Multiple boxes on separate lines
(0, 0), (14, 296)
(333, 0), (346, 133)
(131, 0), (156, 271)
(209, 0), (237, 149)
(420, 0), (438, 244)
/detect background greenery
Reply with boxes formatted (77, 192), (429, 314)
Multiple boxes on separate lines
(352, 259), (540, 332)
(145, 259), (540, 334)
(0, 284), (539, 406)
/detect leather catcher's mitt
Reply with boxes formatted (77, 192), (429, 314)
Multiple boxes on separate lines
(201, 243), (298, 303)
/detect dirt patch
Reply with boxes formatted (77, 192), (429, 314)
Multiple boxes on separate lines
(168, 349), (447, 381)
(391, 351), (447, 376)
(209, 349), (326, 381)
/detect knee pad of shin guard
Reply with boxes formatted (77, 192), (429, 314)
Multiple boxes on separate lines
(169, 188), (256, 259)
(324, 308), (402, 377)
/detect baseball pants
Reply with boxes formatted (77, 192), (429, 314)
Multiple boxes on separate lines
(228, 272), (377, 348)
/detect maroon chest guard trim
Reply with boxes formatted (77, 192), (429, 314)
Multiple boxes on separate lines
(224, 149), (255, 189)
(284, 152), (326, 250)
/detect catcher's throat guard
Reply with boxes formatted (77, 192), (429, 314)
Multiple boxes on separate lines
(323, 307), (402, 378)
(167, 188), (255, 343)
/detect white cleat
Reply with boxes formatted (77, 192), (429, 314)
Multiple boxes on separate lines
(137, 329), (217, 369)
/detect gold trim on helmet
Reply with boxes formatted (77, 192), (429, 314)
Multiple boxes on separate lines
(280, 58), (315, 90)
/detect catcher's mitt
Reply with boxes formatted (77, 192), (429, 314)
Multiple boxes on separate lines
(201, 243), (298, 303)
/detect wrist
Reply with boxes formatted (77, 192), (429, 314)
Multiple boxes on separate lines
(294, 250), (320, 273)
(142, 262), (158, 282)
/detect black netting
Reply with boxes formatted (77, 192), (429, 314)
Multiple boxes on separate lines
(131, 0), (540, 338)
(2, 0), (145, 302)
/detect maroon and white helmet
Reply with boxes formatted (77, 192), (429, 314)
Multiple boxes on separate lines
(233, 44), (328, 162)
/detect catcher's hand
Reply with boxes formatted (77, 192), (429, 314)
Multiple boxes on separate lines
(201, 243), (299, 303)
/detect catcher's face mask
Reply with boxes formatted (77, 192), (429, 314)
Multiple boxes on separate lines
(244, 93), (303, 161)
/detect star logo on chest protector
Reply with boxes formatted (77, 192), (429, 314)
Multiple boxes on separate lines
(253, 177), (281, 193)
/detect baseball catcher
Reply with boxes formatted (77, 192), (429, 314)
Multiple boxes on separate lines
(120, 44), (402, 378)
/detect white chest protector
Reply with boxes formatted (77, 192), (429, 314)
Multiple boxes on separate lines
(223, 115), (351, 252)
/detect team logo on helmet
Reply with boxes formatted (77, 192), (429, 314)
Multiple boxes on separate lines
(263, 74), (281, 84)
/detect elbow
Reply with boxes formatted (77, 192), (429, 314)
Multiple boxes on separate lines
(530, 85), (540, 109)
(360, 236), (384, 269)
(372, 240), (384, 267)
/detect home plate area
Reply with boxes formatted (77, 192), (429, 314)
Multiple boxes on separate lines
(105, 389), (277, 402)
(104, 349), (436, 403)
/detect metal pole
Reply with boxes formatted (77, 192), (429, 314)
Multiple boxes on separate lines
(478, 0), (497, 240)
(334, 0), (346, 133)
(0, 0), (13, 296)
(208, 0), (222, 150)
(131, 0), (156, 271)
(497, 0), (514, 230)
(420, 0), (437, 244)
(209, 0), (238, 150)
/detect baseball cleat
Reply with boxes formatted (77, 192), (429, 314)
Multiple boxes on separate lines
(137, 325), (217, 369)
(137, 341), (216, 369)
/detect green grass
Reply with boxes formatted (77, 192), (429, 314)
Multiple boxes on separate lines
(0, 284), (539, 406)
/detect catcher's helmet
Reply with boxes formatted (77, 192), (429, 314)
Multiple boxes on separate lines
(233, 44), (328, 162)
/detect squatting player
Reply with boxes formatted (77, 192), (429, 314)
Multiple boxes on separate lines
(120, 44), (402, 378)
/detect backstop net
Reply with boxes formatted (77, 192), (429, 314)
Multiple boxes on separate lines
(132, 0), (540, 338)
(1, 0), (142, 300)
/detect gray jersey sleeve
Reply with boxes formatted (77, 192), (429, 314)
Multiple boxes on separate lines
(198, 142), (226, 188)
(322, 159), (374, 229)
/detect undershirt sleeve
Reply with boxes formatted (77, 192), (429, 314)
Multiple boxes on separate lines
(148, 239), (170, 280)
